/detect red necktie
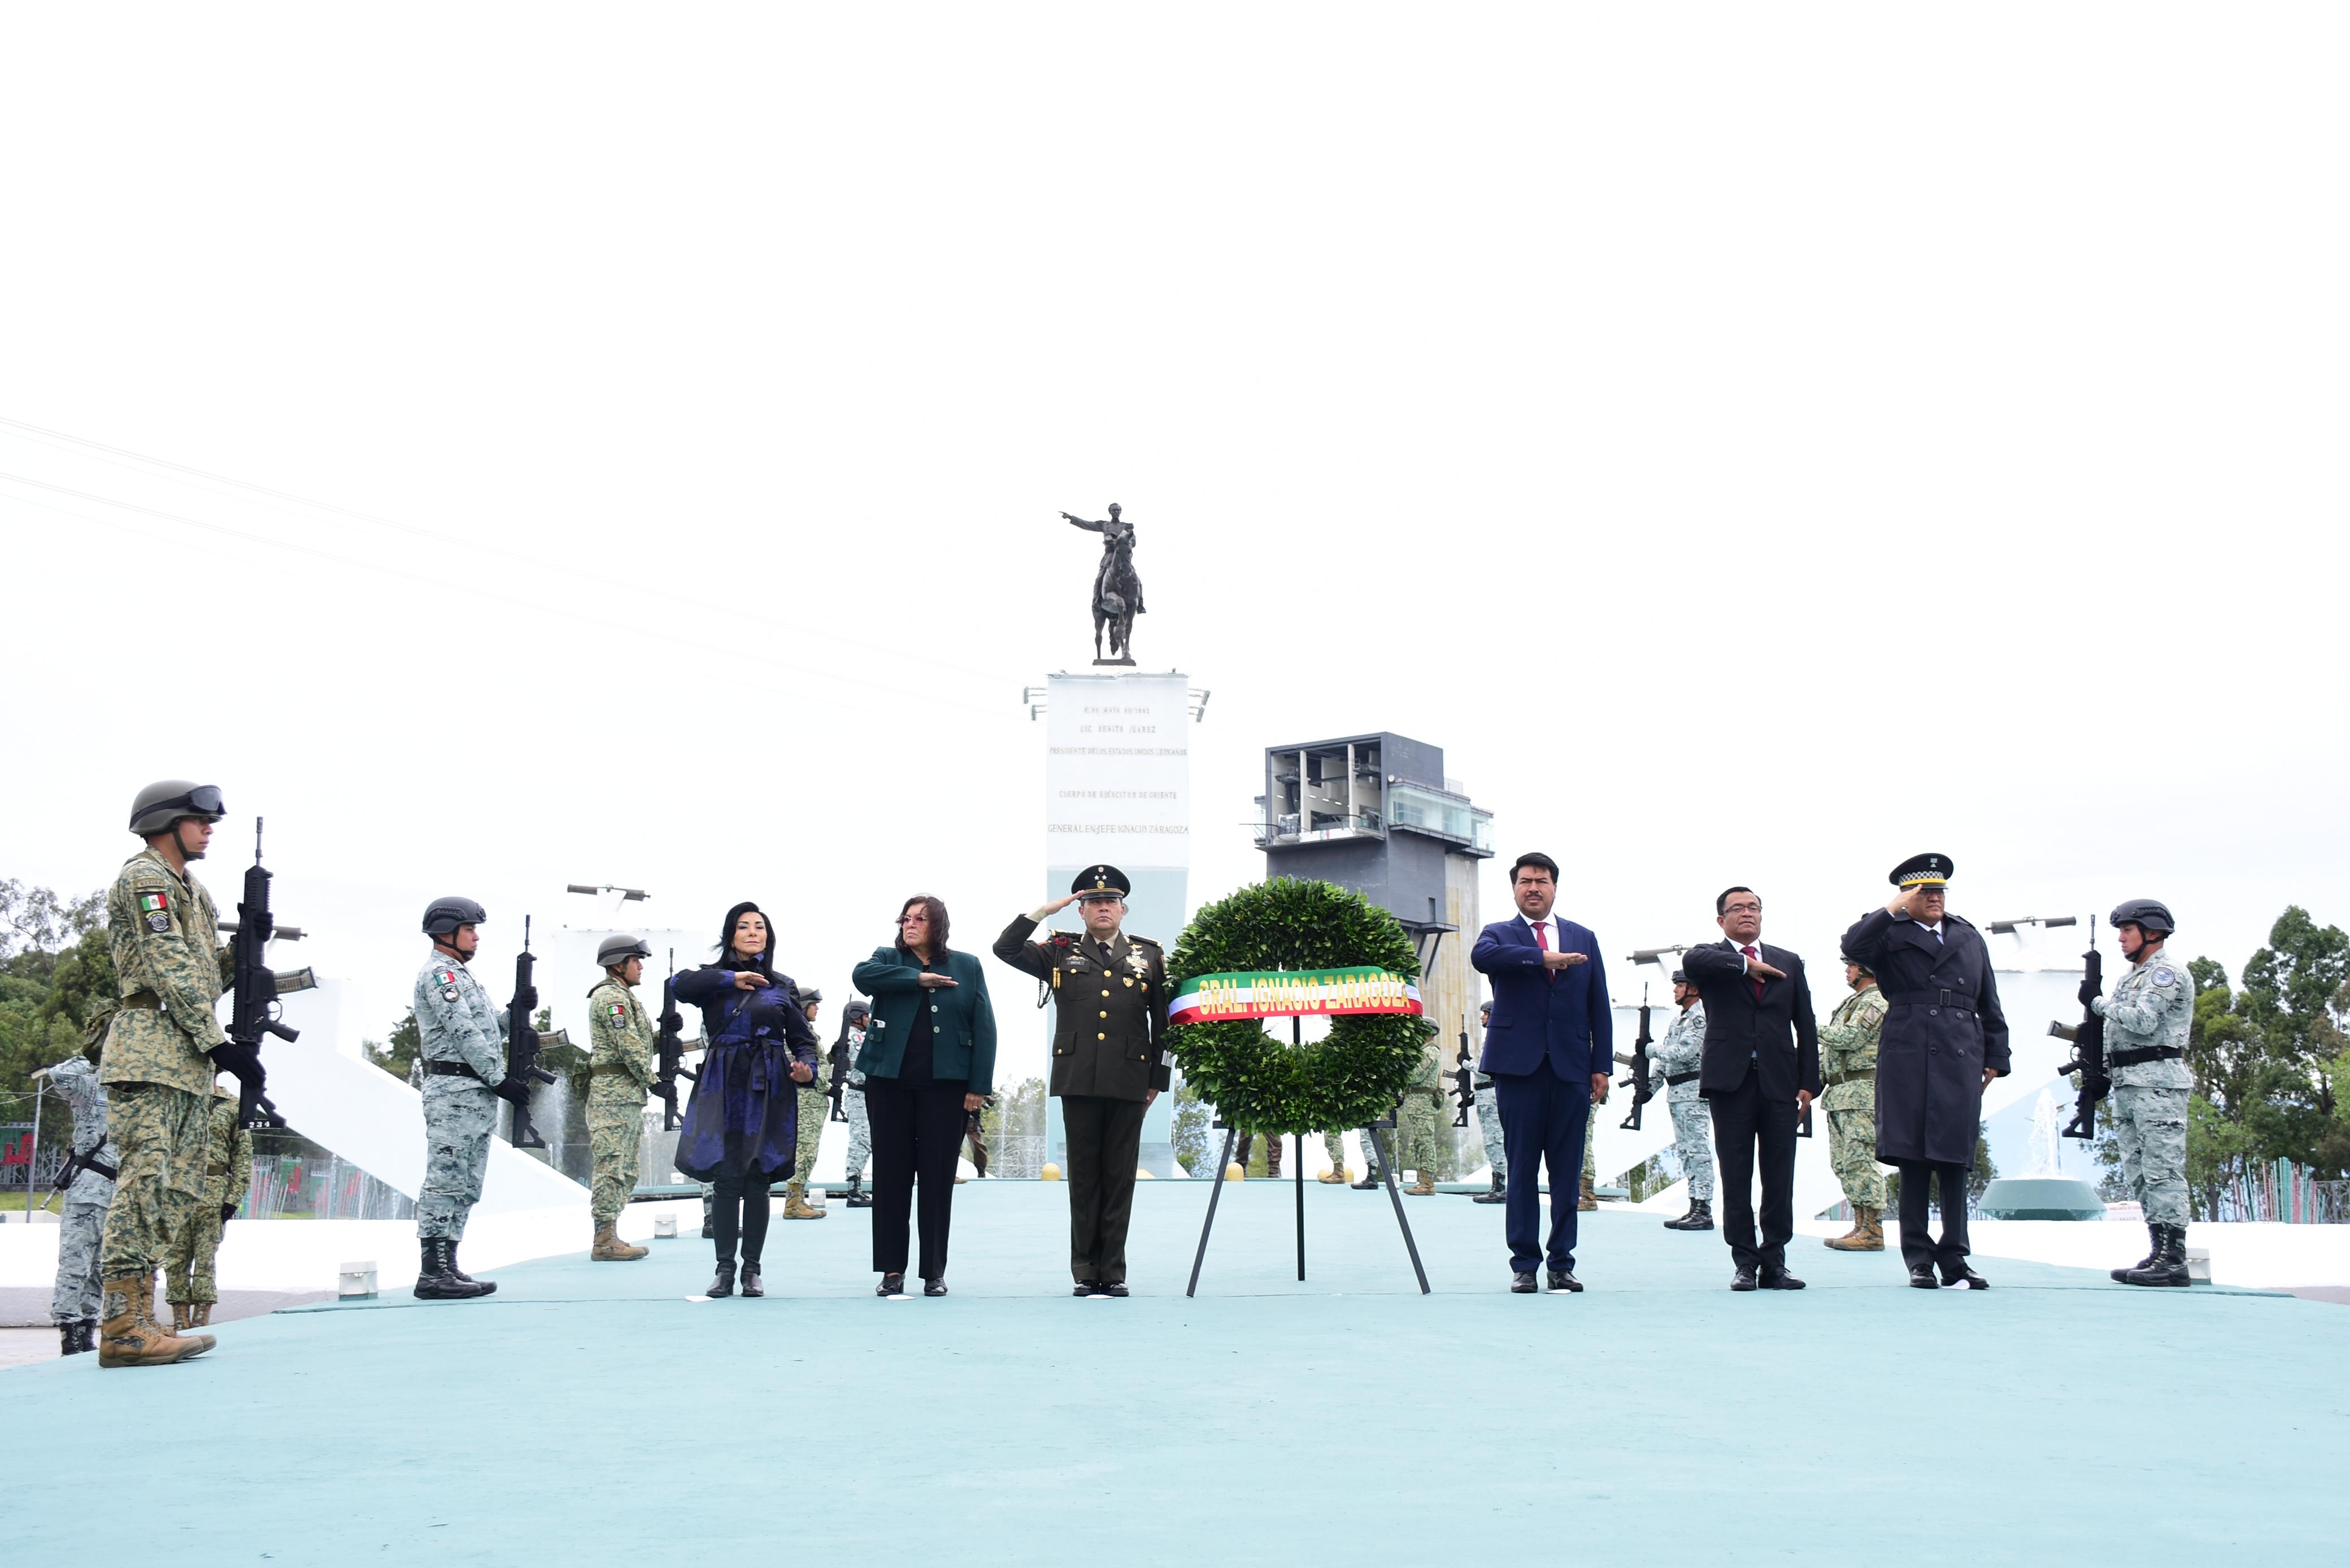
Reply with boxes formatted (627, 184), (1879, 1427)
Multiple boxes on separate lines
(1742, 944), (1763, 1001)
(1535, 921), (1554, 982)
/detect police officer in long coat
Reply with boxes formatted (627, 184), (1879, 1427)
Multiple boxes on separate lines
(1840, 853), (2009, 1290)
(994, 865), (1169, 1297)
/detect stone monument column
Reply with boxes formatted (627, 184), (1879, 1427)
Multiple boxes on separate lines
(1039, 669), (1193, 1175)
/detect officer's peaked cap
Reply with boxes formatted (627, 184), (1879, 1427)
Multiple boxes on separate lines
(1889, 853), (1954, 888)
(1073, 865), (1132, 900)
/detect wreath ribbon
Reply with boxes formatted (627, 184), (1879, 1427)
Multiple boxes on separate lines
(1167, 968), (1422, 1027)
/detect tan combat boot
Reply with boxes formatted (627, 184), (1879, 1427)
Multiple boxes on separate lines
(98, 1271), (214, 1367)
(782, 1183), (825, 1220)
(1405, 1171), (1437, 1196)
(591, 1222), (650, 1261)
(1578, 1175), (1599, 1212)
(1824, 1205), (1886, 1251)
(1317, 1166), (1352, 1184)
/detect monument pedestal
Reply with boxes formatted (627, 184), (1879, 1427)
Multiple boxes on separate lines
(1038, 669), (1193, 1175)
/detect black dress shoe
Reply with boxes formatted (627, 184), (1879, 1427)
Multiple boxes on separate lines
(1546, 1268), (1583, 1293)
(1908, 1262), (1939, 1288)
(739, 1264), (764, 1298)
(923, 1278), (948, 1297)
(1942, 1266), (1990, 1290)
(708, 1264), (735, 1298)
(1511, 1271), (1538, 1294)
(877, 1272), (905, 1297)
(1758, 1268), (1806, 1291)
(1072, 1282), (1096, 1297)
(1731, 1266), (1757, 1291)
(1095, 1282), (1129, 1297)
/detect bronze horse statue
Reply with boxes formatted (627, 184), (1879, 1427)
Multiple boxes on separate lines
(1061, 503), (1144, 663)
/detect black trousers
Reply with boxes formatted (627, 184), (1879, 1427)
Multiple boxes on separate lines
(709, 1166), (773, 1268)
(1707, 1064), (1798, 1274)
(1063, 1094), (1149, 1284)
(865, 1076), (967, 1280)
(1894, 1159), (1972, 1274)
(1494, 1062), (1590, 1273)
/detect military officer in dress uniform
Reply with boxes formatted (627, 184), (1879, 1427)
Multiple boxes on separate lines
(1841, 853), (2009, 1291)
(994, 865), (1169, 1297)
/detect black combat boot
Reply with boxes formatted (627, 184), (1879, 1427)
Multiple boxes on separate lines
(2112, 1222), (2161, 1283)
(444, 1240), (482, 1284)
(2120, 1224), (2191, 1287)
(1472, 1171), (1507, 1204)
(1663, 1199), (1714, 1231)
(845, 1175), (873, 1209)
(59, 1323), (80, 1356)
(414, 1239), (496, 1300)
(73, 1319), (98, 1354)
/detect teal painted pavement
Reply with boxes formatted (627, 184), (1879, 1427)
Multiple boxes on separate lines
(7, 1182), (2342, 1565)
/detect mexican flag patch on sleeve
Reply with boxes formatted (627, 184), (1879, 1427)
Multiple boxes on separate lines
(607, 1003), (626, 1022)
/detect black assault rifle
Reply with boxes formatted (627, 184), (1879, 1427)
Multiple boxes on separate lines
(1451, 1026), (1481, 1127)
(2054, 945), (2109, 1140)
(223, 819), (293, 1130)
(1614, 986), (1654, 1131)
(503, 916), (559, 1149)
(827, 1032), (851, 1123)
(654, 948), (695, 1132)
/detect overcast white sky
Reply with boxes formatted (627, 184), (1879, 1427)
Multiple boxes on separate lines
(4, 6), (2344, 1082)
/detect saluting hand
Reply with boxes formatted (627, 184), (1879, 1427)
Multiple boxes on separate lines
(730, 971), (767, 992)
(1540, 950), (1587, 971)
(916, 972), (960, 990)
(1041, 893), (1081, 917)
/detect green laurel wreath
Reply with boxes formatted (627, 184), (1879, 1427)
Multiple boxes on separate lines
(1166, 878), (1433, 1136)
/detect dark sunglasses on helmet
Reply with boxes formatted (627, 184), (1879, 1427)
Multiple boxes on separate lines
(173, 785), (226, 817)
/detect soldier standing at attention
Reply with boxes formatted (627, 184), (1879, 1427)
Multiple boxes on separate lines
(1818, 961), (1889, 1249)
(839, 1000), (874, 1207)
(785, 988), (830, 1219)
(413, 896), (527, 1300)
(1398, 1033), (1447, 1196)
(2095, 900), (2195, 1288)
(1470, 1000), (1507, 1204)
(96, 779), (238, 1368)
(35, 1020), (118, 1356)
(1655, 971), (1716, 1231)
(585, 934), (655, 1261)
(994, 866), (1168, 1297)
(160, 1079), (251, 1329)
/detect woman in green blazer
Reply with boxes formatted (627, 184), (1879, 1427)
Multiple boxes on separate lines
(851, 894), (997, 1297)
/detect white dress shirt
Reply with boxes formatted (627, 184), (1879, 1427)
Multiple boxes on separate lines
(1520, 912), (1560, 952)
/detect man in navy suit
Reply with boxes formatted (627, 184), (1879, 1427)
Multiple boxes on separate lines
(1470, 852), (1613, 1294)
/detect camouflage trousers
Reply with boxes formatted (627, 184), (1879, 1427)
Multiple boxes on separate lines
(1669, 1095), (1716, 1201)
(97, 1082), (208, 1275)
(586, 1090), (644, 1227)
(1582, 1102), (1599, 1183)
(1476, 1087), (1507, 1179)
(1323, 1130), (1348, 1170)
(162, 1200), (225, 1305)
(416, 1080), (498, 1242)
(53, 1194), (108, 1323)
(792, 1084), (828, 1187)
(1394, 1094), (1444, 1180)
(2112, 1084), (2190, 1226)
(1825, 1102), (1885, 1209)
(843, 1085), (871, 1179)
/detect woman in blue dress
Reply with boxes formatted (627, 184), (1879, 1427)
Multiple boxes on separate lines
(672, 901), (819, 1298)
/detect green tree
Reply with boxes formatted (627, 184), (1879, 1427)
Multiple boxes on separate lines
(364, 1008), (423, 1081)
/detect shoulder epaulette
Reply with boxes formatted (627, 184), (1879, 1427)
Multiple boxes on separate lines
(1130, 934), (1163, 949)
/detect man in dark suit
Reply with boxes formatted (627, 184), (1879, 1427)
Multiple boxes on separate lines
(1469, 851), (1612, 1295)
(1681, 886), (1821, 1291)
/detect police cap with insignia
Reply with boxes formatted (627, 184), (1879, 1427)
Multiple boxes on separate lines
(1888, 852), (1954, 889)
(129, 779), (225, 836)
(596, 933), (652, 968)
(2108, 898), (2175, 937)
(422, 896), (489, 936)
(1073, 864), (1132, 901)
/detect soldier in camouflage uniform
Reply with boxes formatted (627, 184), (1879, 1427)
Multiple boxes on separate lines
(36, 1026), (118, 1356)
(785, 987), (829, 1218)
(2095, 900), (2195, 1287)
(95, 780), (234, 1368)
(1818, 961), (1888, 1250)
(160, 1083), (251, 1328)
(1655, 972), (1716, 1231)
(841, 1000), (874, 1207)
(586, 934), (656, 1261)
(412, 896), (524, 1300)
(1399, 1035), (1446, 1196)
(1470, 1001), (1507, 1203)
